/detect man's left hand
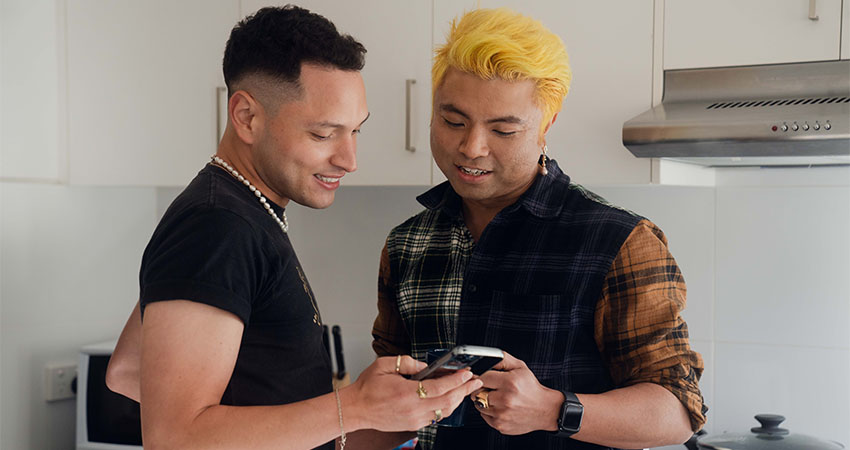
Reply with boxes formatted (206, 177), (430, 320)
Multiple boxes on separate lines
(472, 351), (565, 435)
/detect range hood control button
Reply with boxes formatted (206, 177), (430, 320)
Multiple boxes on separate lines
(813, 122), (821, 130)
(824, 121), (831, 130)
(803, 122), (810, 131)
(791, 123), (799, 131)
(781, 123), (788, 132)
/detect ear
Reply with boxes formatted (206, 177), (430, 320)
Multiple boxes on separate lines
(229, 90), (264, 145)
(539, 112), (558, 146)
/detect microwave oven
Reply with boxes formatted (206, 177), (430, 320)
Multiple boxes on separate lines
(76, 340), (142, 450)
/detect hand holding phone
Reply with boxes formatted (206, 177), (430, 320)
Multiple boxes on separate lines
(411, 345), (504, 381)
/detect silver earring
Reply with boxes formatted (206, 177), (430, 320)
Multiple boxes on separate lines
(537, 145), (549, 176)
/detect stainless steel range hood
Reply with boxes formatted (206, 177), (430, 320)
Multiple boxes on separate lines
(622, 60), (850, 167)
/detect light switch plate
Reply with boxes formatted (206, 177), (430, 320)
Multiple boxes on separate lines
(44, 363), (77, 402)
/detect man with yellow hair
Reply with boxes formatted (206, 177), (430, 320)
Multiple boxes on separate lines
(373, 8), (706, 449)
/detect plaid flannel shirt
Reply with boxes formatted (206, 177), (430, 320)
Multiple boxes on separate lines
(373, 161), (706, 448)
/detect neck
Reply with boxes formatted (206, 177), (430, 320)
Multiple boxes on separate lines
(460, 176), (537, 241)
(461, 201), (503, 242)
(216, 134), (289, 207)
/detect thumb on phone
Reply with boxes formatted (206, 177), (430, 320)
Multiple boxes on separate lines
(490, 351), (525, 371)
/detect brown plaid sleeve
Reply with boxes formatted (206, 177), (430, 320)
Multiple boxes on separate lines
(594, 219), (707, 431)
(372, 242), (411, 357)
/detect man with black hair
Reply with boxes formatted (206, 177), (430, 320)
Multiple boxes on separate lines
(105, 6), (480, 449)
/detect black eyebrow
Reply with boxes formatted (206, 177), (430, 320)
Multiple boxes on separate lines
(439, 103), (525, 125)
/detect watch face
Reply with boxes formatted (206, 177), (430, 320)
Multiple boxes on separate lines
(560, 402), (583, 433)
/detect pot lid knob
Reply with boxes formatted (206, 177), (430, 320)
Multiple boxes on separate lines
(751, 414), (790, 436)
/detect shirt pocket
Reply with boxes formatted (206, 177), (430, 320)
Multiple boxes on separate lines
(484, 290), (588, 380)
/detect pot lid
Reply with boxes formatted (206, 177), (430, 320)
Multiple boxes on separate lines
(699, 415), (844, 450)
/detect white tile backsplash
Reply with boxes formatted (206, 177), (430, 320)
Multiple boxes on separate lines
(715, 186), (850, 348)
(1, 182), (157, 449)
(589, 185), (716, 341)
(713, 342), (849, 446)
(285, 185), (430, 375)
(4, 171), (842, 450)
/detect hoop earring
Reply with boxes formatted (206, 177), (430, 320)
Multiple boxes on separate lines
(537, 145), (549, 176)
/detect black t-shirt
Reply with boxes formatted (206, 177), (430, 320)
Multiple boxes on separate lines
(139, 164), (334, 449)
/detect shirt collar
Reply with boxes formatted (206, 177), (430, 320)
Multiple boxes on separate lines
(416, 158), (570, 219)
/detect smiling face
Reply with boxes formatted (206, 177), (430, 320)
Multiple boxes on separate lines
(431, 67), (548, 213)
(252, 63), (369, 209)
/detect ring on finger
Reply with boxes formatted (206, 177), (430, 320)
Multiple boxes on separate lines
(473, 389), (490, 409)
(395, 355), (402, 374)
(431, 409), (442, 424)
(416, 381), (428, 399)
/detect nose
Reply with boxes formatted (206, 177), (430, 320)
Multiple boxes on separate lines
(458, 126), (490, 160)
(330, 135), (357, 173)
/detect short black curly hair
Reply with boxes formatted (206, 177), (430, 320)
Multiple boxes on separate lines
(222, 5), (366, 96)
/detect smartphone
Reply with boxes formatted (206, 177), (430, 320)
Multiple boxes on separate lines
(410, 345), (504, 381)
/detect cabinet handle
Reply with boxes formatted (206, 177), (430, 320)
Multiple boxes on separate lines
(808, 0), (819, 20)
(405, 79), (416, 152)
(216, 86), (227, 144)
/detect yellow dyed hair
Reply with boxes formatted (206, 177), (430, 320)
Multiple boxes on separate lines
(433, 8), (571, 136)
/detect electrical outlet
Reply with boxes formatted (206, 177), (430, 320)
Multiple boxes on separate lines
(45, 363), (77, 402)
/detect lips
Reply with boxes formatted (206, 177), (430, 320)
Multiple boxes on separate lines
(315, 174), (341, 183)
(314, 173), (344, 190)
(457, 165), (491, 176)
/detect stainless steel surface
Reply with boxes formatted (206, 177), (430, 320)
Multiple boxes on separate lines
(622, 60), (850, 167)
(405, 79), (416, 152)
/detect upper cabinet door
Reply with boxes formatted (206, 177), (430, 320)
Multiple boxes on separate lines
(842, 0), (850, 59)
(241, 1), (434, 186)
(1, 0), (62, 182)
(66, 0), (239, 186)
(434, 0), (654, 185)
(665, 0), (843, 70)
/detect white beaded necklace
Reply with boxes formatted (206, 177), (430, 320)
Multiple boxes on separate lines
(210, 155), (288, 233)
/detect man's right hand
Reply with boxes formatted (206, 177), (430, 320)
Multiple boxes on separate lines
(344, 355), (482, 432)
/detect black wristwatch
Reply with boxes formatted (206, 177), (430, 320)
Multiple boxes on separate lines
(553, 391), (583, 437)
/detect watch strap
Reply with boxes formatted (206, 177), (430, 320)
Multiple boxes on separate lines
(552, 390), (583, 437)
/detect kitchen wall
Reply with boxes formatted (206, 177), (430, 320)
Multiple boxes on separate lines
(2, 165), (848, 449)
(0, 183), (158, 449)
(709, 167), (849, 443)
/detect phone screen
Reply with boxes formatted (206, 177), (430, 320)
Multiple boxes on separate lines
(411, 346), (503, 381)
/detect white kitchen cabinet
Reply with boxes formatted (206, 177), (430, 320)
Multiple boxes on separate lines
(842, 0), (850, 59)
(433, 0), (654, 185)
(1, 0), (63, 182)
(65, 0), (239, 186)
(664, 0), (844, 70)
(240, 1), (434, 186)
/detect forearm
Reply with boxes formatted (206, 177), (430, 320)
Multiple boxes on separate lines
(571, 383), (693, 448)
(144, 386), (365, 450)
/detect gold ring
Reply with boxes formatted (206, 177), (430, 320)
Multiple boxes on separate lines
(395, 355), (402, 374)
(431, 409), (442, 424)
(473, 390), (490, 409)
(416, 381), (427, 399)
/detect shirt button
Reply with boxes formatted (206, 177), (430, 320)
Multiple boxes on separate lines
(468, 284), (477, 293)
